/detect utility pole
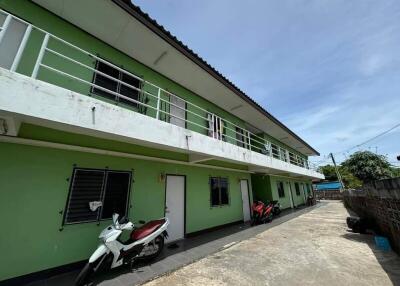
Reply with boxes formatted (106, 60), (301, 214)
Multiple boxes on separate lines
(330, 153), (345, 192)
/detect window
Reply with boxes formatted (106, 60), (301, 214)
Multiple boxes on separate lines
(271, 144), (280, 159)
(277, 181), (285, 198)
(210, 177), (229, 206)
(296, 156), (305, 167)
(207, 113), (225, 141)
(295, 182), (300, 196)
(92, 60), (142, 108)
(279, 147), (288, 162)
(169, 94), (186, 128)
(236, 127), (248, 148)
(262, 142), (271, 156)
(289, 152), (296, 165)
(64, 168), (132, 224)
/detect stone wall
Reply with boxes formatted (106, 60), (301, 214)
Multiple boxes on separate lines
(316, 190), (343, 200)
(343, 178), (400, 253)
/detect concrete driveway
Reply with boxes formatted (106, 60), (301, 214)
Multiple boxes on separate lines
(145, 201), (400, 286)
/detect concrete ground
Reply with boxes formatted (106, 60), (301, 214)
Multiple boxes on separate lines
(24, 203), (316, 286)
(145, 201), (400, 286)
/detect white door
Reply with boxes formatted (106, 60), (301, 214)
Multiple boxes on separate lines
(165, 175), (185, 242)
(240, 180), (251, 221)
(169, 95), (186, 128)
(302, 184), (307, 203)
(288, 182), (295, 208)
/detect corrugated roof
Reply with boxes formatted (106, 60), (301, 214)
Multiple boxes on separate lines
(315, 181), (341, 191)
(112, 0), (320, 156)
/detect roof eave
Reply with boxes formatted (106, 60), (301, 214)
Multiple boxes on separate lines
(112, 0), (320, 156)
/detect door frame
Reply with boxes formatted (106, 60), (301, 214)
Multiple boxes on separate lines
(240, 179), (252, 220)
(164, 174), (187, 238)
(287, 182), (295, 208)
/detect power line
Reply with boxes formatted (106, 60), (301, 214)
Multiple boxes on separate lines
(319, 122), (400, 159)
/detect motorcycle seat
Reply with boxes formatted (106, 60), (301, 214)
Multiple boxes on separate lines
(131, 219), (165, 241)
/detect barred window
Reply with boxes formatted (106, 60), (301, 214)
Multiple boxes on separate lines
(271, 144), (280, 159)
(277, 181), (285, 198)
(64, 168), (132, 224)
(295, 182), (301, 196)
(210, 177), (229, 206)
(92, 60), (141, 108)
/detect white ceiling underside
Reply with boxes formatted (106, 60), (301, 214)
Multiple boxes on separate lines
(32, 0), (317, 156)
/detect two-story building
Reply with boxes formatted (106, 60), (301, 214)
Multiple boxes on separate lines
(0, 0), (324, 283)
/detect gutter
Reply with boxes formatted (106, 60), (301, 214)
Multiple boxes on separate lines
(111, 0), (320, 156)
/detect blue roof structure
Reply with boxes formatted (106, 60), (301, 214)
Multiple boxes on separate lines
(315, 181), (341, 191)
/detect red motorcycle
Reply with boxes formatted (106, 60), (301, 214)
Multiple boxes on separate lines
(251, 201), (274, 225)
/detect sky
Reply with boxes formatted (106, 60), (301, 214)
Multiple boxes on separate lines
(133, 0), (400, 167)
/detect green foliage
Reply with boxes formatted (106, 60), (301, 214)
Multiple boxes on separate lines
(339, 166), (362, 189)
(318, 165), (337, 181)
(318, 164), (362, 189)
(342, 151), (392, 183)
(391, 167), (400, 178)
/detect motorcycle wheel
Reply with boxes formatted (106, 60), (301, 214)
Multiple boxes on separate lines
(265, 213), (273, 223)
(250, 214), (258, 226)
(75, 262), (93, 286)
(139, 235), (164, 261)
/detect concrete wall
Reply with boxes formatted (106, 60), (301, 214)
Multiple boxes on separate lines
(0, 68), (323, 179)
(343, 178), (400, 254)
(316, 190), (343, 200)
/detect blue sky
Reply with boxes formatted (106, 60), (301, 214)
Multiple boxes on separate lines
(134, 0), (400, 167)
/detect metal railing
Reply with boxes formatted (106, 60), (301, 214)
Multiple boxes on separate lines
(0, 10), (321, 173)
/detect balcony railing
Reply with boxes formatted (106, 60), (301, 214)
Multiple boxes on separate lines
(0, 9), (321, 173)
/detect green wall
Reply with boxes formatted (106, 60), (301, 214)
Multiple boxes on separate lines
(0, 139), (251, 281)
(251, 175), (273, 202)
(252, 175), (312, 210)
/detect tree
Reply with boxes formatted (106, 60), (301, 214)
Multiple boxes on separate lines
(391, 167), (400, 178)
(318, 165), (338, 181)
(339, 166), (362, 189)
(318, 164), (362, 189)
(342, 151), (392, 183)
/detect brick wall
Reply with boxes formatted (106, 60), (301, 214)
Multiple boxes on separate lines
(343, 178), (400, 254)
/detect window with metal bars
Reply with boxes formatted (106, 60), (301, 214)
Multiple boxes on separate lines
(295, 182), (301, 196)
(271, 144), (280, 159)
(63, 168), (132, 224)
(277, 181), (285, 198)
(289, 152), (297, 165)
(235, 127), (248, 148)
(279, 148), (288, 162)
(210, 177), (229, 206)
(91, 60), (142, 108)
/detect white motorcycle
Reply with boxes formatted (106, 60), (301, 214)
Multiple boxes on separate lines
(75, 213), (169, 286)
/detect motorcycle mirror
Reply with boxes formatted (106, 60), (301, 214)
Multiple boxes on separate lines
(112, 213), (119, 226)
